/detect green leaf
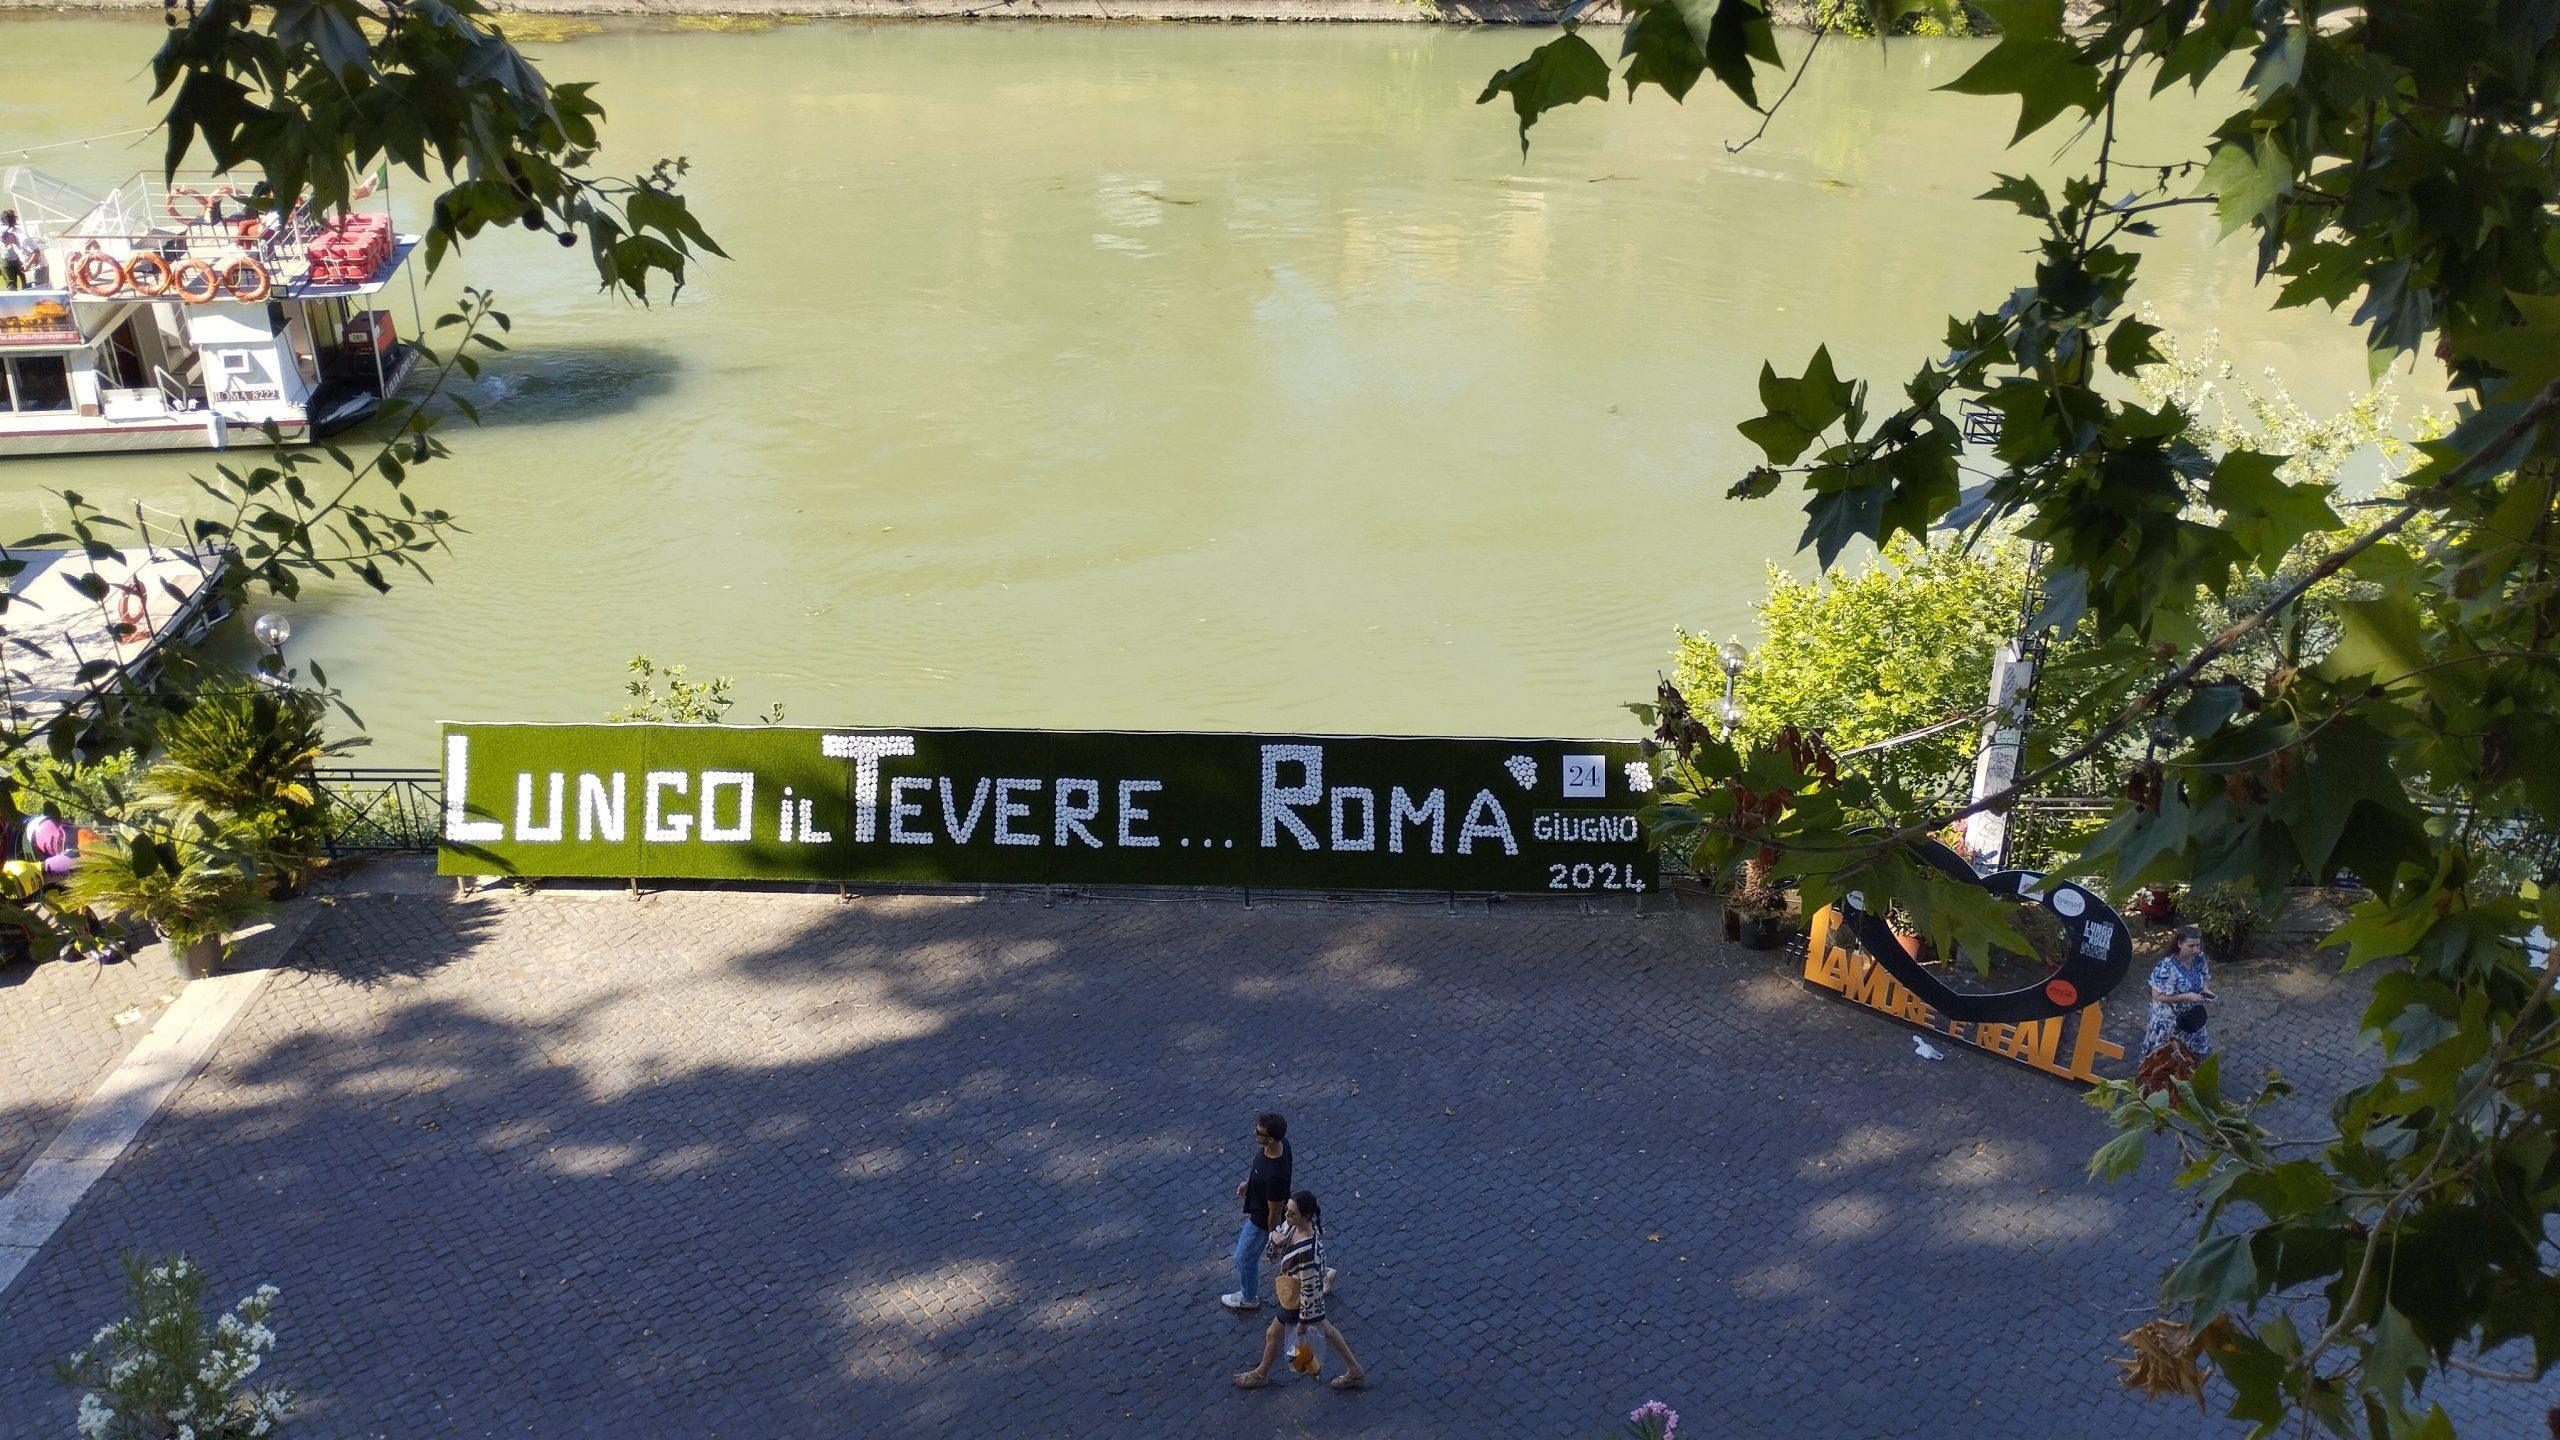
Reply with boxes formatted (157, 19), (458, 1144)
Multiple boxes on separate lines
(2103, 317), (2163, 375)
(1979, 172), (2051, 219)
(2206, 449), (2344, 571)
(1477, 32), (1612, 156)
(1701, 0), (1781, 112)
(2198, 131), (2293, 236)
(2458, 290), (2560, 403)
(2363, 1305), (2429, 1406)
(1738, 347), (1858, 464)
(1937, 0), (2102, 143)
(2162, 1230), (2259, 1325)
(2317, 595), (2428, 692)
(2087, 1128), (2147, 1181)
(1619, 0), (1707, 103)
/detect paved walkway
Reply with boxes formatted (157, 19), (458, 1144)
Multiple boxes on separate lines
(0, 873), (2544, 1436)
(0, 939), (180, 1191)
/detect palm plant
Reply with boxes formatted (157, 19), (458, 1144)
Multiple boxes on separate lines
(59, 807), (269, 976)
(143, 683), (355, 892)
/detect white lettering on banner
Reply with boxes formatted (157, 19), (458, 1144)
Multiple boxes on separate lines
(1457, 790), (1518, 856)
(644, 771), (691, 842)
(887, 777), (933, 844)
(701, 771), (754, 842)
(994, 778), (1041, 846)
(1261, 745), (1324, 850)
(1531, 814), (1640, 844)
(1118, 780), (1161, 847)
(578, 773), (625, 842)
(450, 734), (1643, 885)
(822, 734), (917, 842)
(1056, 779), (1104, 848)
(940, 777), (991, 843)
(516, 772), (565, 843)
(1330, 786), (1376, 852)
(443, 735), (503, 844)
(1389, 787), (1445, 855)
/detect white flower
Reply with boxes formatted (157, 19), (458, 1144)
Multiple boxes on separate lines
(252, 1283), (279, 1302)
(177, 1426), (196, 1440)
(109, 1357), (139, 1384)
(75, 1394), (113, 1440)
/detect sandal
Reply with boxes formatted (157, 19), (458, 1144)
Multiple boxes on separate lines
(1233, 1372), (1271, 1390)
(1331, 1373), (1367, 1391)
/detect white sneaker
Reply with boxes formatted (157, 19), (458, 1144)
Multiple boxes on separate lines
(1221, 1291), (1261, 1312)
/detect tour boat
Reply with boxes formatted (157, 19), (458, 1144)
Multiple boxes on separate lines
(1, 166), (425, 458)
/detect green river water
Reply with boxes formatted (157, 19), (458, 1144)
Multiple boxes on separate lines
(2, 17), (2401, 763)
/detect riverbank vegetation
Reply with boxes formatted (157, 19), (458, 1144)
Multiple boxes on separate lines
(1496, 0), (2560, 1430)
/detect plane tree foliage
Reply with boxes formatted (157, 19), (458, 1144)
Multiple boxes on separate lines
(0, 3), (719, 940)
(1487, 0), (2560, 1432)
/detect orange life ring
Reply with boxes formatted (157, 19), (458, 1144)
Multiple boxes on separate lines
(217, 254), (272, 304)
(70, 250), (124, 297)
(123, 252), (174, 298)
(169, 258), (220, 305)
(111, 580), (151, 640)
(165, 185), (204, 222)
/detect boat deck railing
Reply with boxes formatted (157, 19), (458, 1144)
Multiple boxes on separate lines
(47, 170), (398, 297)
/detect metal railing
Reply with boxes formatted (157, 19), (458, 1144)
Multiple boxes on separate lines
(313, 768), (440, 856)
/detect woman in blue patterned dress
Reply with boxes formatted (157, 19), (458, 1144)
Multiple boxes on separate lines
(2141, 926), (2216, 1082)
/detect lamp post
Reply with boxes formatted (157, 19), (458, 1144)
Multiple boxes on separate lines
(1715, 638), (1748, 739)
(251, 612), (292, 685)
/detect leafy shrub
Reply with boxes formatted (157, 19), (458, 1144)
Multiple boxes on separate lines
(610, 655), (784, 725)
(1810, 0), (1983, 38)
(2180, 882), (2266, 959)
(60, 807), (269, 952)
(54, 1254), (293, 1438)
(7, 750), (139, 825)
(144, 684), (351, 886)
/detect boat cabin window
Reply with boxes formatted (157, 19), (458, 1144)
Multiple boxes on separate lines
(2, 355), (71, 413)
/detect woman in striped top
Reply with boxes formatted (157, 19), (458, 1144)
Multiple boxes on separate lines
(1233, 1191), (1368, 1391)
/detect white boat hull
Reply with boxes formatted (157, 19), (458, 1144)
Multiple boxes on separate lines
(0, 413), (309, 458)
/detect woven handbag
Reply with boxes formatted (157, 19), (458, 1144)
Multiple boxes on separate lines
(1274, 1270), (1303, 1309)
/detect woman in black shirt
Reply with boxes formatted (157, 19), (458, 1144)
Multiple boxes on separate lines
(1223, 1112), (1291, 1311)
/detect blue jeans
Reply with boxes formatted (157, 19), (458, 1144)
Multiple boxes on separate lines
(1233, 1219), (1266, 1299)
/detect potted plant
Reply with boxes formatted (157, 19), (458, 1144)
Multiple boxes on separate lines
(60, 808), (269, 979)
(1728, 870), (1788, 950)
(143, 681), (350, 899)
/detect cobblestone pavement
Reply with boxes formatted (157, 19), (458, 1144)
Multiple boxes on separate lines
(0, 945), (182, 1190)
(0, 878), (2547, 1437)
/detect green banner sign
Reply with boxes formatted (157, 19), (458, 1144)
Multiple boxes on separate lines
(436, 723), (1656, 895)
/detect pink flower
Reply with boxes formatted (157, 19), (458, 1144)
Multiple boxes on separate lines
(1628, 1399), (1679, 1439)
